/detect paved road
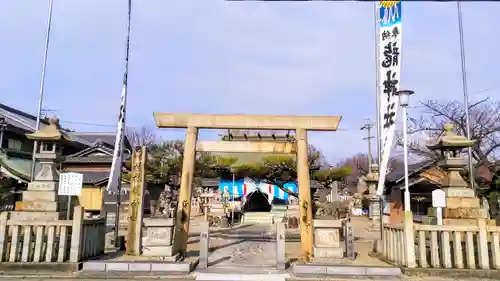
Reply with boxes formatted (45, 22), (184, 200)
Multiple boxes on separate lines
(207, 223), (277, 267)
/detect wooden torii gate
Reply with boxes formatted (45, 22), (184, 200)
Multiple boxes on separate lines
(153, 113), (342, 260)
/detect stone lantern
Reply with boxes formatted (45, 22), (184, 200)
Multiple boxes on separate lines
(364, 164), (381, 231)
(425, 123), (488, 225)
(11, 117), (72, 221)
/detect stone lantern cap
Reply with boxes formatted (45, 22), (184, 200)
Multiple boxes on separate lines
(25, 117), (72, 143)
(426, 123), (476, 151)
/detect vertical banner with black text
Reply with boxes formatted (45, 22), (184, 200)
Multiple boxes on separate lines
(376, 1), (402, 196)
(106, 0), (132, 194)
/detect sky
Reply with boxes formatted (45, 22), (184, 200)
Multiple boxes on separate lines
(1, 0), (499, 164)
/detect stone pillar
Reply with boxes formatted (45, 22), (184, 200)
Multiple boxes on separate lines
(364, 164), (381, 232)
(126, 146), (147, 256)
(173, 126), (198, 257)
(11, 117), (70, 221)
(199, 221), (209, 268)
(276, 222), (286, 269)
(296, 128), (313, 260)
(330, 181), (338, 201)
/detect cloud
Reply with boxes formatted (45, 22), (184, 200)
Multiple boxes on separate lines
(0, 0), (499, 163)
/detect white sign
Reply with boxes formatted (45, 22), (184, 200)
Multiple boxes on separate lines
(432, 189), (446, 208)
(376, 1), (404, 196)
(58, 172), (83, 196)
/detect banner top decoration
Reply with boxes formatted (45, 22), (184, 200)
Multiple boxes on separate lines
(379, 1), (401, 27)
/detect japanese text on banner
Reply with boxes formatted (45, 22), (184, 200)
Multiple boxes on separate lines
(376, 1), (403, 196)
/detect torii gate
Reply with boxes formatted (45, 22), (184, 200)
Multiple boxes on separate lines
(154, 112), (342, 260)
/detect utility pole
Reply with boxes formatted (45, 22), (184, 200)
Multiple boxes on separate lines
(361, 119), (375, 174)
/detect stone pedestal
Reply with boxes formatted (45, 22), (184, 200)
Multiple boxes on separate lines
(312, 219), (343, 259)
(142, 217), (179, 261)
(367, 196), (381, 231)
(424, 188), (489, 225)
(364, 164), (380, 232)
(11, 145), (67, 220)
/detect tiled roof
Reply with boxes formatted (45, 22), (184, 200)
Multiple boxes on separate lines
(69, 132), (132, 151)
(385, 159), (436, 184)
(81, 171), (111, 184)
(0, 103), (91, 147)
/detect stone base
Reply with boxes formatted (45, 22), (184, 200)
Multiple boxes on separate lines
(422, 217), (497, 226)
(27, 181), (57, 191)
(442, 187), (475, 198)
(17, 201), (59, 212)
(427, 207), (488, 219)
(446, 197), (481, 208)
(142, 245), (175, 257)
(22, 190), (58, 202)
(291, 263), (401, 277)
(9, 211), (62, 221)
(313, 247), (343, 259)
(81, 259), (194, 273)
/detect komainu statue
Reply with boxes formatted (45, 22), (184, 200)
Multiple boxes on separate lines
(153, 185), (175, 218)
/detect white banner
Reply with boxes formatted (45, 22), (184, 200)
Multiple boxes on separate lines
(376, 1), (403, 196)
(106, 0), (132, 194)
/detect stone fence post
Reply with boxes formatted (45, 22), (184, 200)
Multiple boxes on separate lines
(477, 218), (490, 269)
(70, 205), (84, 262)
(403, 211), (416, 268)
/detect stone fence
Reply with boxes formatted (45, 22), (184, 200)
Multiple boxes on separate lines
(381, 214), (500, 270)
(0, 206), (105, 263)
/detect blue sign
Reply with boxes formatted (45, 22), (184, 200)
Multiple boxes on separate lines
(379, 1), (402, 27)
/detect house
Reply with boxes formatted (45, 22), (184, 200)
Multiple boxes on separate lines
(383, 159), (443, 224)
(0, 103), (132, 212)
(383, 158), (495, 224)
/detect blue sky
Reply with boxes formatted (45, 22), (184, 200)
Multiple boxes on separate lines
(1, 1), (499, 164)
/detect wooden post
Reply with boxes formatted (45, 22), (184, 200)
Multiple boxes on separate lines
(70, 205), (84, 262)
(126, 145), (147, 256)
(296, 128), (313, 261)
(173, 126), (198, 257)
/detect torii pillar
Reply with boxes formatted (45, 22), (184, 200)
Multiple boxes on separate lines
(154, 113), (342, 259)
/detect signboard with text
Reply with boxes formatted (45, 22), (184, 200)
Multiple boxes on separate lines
(58, 172), (83, 196)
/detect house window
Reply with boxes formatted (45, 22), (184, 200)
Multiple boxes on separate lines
(7, 139), (22, 150)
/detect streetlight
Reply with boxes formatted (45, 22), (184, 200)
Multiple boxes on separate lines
(396, 89), (414, 212)
(0, 117), (7, 149)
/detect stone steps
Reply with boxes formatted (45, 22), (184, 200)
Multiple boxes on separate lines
(242, 212), (274, 224)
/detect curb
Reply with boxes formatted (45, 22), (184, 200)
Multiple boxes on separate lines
(291, 263), (402, 278)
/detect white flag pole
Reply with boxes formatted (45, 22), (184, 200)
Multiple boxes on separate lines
(110, 0), (132, 247)
(31, 0), (54, 181)
(457, 2), (474, 191)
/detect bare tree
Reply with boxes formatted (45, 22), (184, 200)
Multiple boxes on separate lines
(399, 98), (500, 169)
(336, 153), (404, 192)
(126, 126), (156, 148)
